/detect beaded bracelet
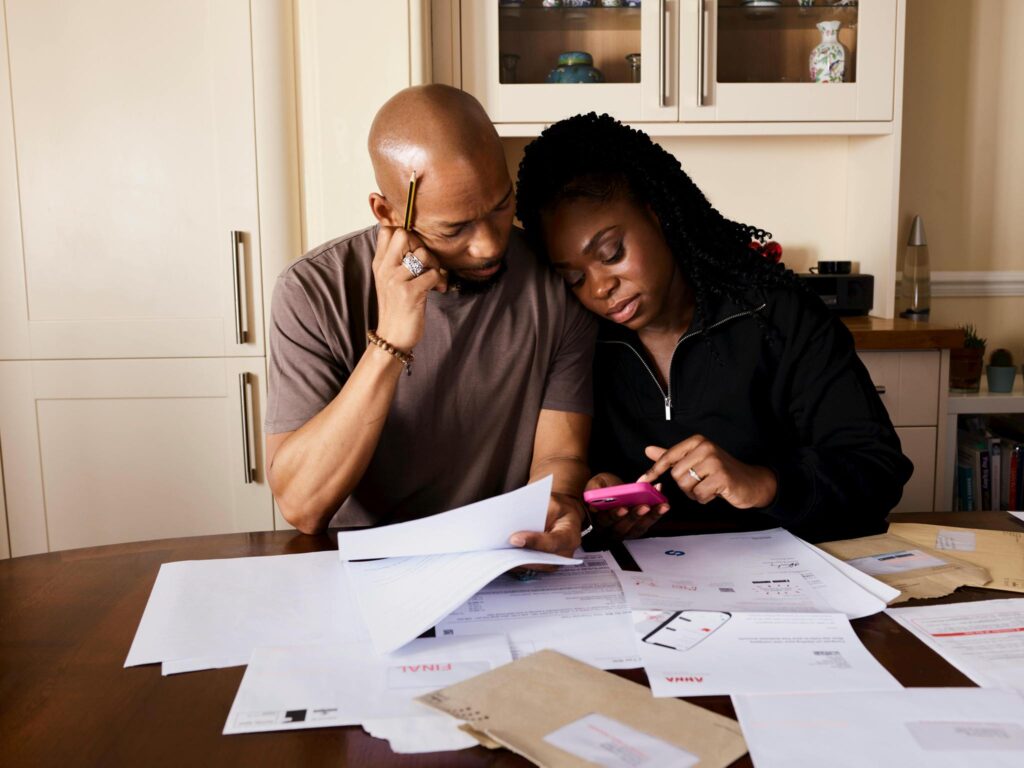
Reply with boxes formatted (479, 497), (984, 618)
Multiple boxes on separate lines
(366, 329), (414, 376)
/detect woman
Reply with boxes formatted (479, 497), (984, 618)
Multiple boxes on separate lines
(515, 113), (912, 543)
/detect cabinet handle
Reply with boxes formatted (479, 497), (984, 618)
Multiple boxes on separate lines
(658, 1), (666, 106)
(875, 385), (887, 395)
(239, 372), (255, 484)
(698, 2), (709, 106)
(231, 230), (249, 344)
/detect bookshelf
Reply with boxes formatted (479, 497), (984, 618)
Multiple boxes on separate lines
(940, 378), (1024, 511)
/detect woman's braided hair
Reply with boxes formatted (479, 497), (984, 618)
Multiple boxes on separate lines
(515, 112), (803, 336)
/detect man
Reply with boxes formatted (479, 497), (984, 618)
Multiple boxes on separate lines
(264, 85), (595, 561)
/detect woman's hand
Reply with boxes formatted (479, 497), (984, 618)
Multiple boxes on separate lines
(586, 472), (670, 540)
(638, 437), (777, 509)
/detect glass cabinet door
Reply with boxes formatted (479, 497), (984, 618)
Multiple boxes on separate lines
(462, 1), (679, 124)
(680, 0), (897, 122)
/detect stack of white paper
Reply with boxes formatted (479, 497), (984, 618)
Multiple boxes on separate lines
(125, 550), (367, 674)
(435, 552), (640, 669)
(337, 476), (583, 654)
(732, 688), (1024, 767)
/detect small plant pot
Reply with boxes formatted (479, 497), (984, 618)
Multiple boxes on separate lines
(950, 348), (984, 392)
(985, 365), (1017, 393)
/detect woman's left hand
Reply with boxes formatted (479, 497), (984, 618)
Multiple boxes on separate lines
(637, 436), (777, 509)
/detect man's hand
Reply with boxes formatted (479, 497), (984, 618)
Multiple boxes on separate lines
(638, 437), (777, 509)
(508, 491), (586, 570)
(372, 226), (448, 352)
(586, 472), (671, 540)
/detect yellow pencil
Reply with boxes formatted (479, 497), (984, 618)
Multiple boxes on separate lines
(403, 171), (417, 231)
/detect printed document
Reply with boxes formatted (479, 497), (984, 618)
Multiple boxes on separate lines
(346, 548), (580, 654)
(223, 634), (512, 735)
(125, 551), (367, 673)
(634, 611), (901, 698)
(887, 598), (1024, 692)
(625, 528), (889, 618)
(336, 476), (551, 560)
(732, 688), (1024, 768)
(605, 552), (835, 614)
(435, 552), (640, 669)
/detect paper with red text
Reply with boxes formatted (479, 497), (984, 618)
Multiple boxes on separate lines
(635, 611), (901, 698)
(223, 634), (512, 735)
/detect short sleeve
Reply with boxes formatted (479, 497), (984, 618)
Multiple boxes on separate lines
(264, 275), (349, 433)
(541, 291), (597, 415)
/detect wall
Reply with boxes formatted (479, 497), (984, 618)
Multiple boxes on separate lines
(899, 0), (1024, 355)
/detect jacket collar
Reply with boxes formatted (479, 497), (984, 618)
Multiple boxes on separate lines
(596, 287), (768, 343)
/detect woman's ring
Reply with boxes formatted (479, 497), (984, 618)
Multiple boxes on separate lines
(688, 467), (703, 482)
(402, 252), (426, 277)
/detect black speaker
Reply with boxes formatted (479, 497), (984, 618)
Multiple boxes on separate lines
(797, 274), (874, 316)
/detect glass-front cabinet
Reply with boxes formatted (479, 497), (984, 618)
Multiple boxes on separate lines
(680, 0), (897, 122)
(461, 1), (679, 123)
(457, 0), (899, 127)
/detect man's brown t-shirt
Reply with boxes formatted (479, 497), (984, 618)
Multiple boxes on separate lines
(265, 225), (596, 527)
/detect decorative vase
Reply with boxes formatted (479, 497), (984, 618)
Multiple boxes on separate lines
(499, 53), (520, 84)
(950, 348), (985, 393)
(809, 21), (846, 83)
(986, 366), (1018, 393)
(546, 51), (605, 84)
(625, 52), (642, 83)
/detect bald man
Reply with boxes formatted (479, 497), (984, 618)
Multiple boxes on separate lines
(263, 85), (596, 561)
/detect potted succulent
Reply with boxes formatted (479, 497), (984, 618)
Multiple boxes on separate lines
(986, 348), (1017, 393)
(949, 324), (986, 393)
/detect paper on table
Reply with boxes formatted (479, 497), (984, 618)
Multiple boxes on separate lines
(1010, 511), (1024, 523)
(625, 528), (889, 619)
(798, 540), (901, 604)
(634, 611), (902, 698)
(435, 552), (639, 670)
(817, 532), (991, 602)
(605, 552), (835, 614)
(223, 634), (513, 734)
(889, 522), (1024, 593)
(886, 598), (1024, 692)
(362, 715), (479, 754)
(418, 650), (748, 768)
(732, 688), (1024, 768)
(336, 476), (552, 560)
(125, 551), (366, 672)
(346, 548), (580, 654)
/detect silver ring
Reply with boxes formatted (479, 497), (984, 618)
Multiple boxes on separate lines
(688, 467), (702, 482)
(402, 252), (425, 277)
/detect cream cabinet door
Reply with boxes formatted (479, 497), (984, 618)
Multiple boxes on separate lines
(680, 0), (898, 122)
(0, 359), (273, 556)
(891, 426), (936, 514)
(0, 0), (263, 359)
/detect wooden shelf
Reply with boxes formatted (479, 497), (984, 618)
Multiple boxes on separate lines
(948, 379), (1024, 415)
(841, 316), (964, 351)
(499, 5), (641, 33)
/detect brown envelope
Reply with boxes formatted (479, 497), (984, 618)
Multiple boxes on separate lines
(818, 532), (991, 602)
(889, 522), (1024, 593)
(417, 649), (747, 768)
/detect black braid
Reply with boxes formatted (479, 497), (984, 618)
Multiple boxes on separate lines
(515, 113), (804, 345)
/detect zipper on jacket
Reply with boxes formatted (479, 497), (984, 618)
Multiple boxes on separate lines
(598, 303), (766, 421)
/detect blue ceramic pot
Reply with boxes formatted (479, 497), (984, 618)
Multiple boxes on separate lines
(546, 51), (605, 84)
(986, 365), (1017, 393)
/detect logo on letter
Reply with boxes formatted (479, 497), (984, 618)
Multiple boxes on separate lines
(665, 550), (686, 557)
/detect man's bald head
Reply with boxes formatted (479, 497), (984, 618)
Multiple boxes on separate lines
(368, 85), (504, 205)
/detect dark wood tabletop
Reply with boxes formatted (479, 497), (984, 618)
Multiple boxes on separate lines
(2, 511), (1020, 767)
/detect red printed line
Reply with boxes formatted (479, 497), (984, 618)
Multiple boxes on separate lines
(930, 626), (1024, 638)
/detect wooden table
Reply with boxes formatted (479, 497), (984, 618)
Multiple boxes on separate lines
(2, 512), (1020, 767)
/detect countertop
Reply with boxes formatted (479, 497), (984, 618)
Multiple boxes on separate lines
(842, 315), (964, 351)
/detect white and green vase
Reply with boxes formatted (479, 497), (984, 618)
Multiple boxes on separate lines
(809, 21), (845, 83)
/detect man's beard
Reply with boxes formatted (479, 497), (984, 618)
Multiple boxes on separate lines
(448, 258), (509, 296)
